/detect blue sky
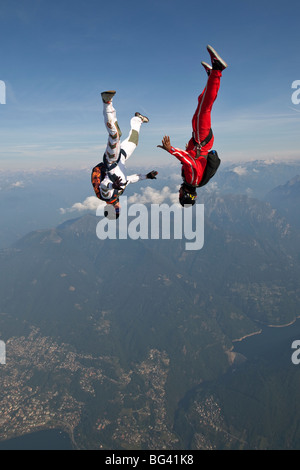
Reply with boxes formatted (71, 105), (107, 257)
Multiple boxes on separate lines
(1, 0), (300, 170)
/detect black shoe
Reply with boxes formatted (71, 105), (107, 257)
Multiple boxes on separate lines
(201, 61), (212, 76)
(206, 45), (228, 71)
(135, 112), (149, 123)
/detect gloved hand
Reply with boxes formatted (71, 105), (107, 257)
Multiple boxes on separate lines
(112, 176), (124, 190)
(146, 170), (158, 179)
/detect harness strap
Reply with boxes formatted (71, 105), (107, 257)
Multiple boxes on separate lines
(103, 148), (127, 172)
(193, 128), (213, 158)
(92, 148), (127, 203)
(181, 129), (213, 189)
(102, 149), (127, 184)
(102, 149), (127, 199)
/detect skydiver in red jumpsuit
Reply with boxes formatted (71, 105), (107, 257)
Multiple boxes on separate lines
(158, 45), (228, 207)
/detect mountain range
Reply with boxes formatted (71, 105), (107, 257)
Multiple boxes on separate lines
(1, 175), (300, 449)
(265, 174), (300, 229)
(1, 159), (300, 248)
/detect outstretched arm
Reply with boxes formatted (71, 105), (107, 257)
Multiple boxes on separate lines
(158, 135), (192, 165)
(127, 171), (158, 185)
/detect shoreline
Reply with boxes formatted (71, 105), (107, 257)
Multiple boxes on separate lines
(0, 421), (78, 450)
(232, 315), (300, 344)
(267, 318), (297, 328)
(232, 329), (262, 343)
(0, 426), (74, 450)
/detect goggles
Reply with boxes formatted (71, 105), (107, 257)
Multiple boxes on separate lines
(179, 186), (197, 202)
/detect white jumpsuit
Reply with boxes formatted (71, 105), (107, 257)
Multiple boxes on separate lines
(100, 101), (147, 201)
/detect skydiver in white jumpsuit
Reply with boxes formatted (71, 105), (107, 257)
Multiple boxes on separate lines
(91, 91), (157, 218)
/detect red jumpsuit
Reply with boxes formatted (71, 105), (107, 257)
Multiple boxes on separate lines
(168, 69), (222, 187)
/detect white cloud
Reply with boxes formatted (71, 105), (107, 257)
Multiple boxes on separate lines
(232, 166), (248, 176)
(60, 186), (181, 215)
(10, 181), (25, 188)
(60, 196), (105, 214)
(128, 186), (180, 206)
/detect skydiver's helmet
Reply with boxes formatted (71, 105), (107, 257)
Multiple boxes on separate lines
(179, 184), (197, 207)
(104, 200), (120, 219)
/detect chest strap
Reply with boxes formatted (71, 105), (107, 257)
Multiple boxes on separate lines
(102, 149), (127, 198)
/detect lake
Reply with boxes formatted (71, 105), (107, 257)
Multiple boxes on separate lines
(1, 318), (300, 450)
(0, 429), (73, 450)
(233, 317), (300, 362)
